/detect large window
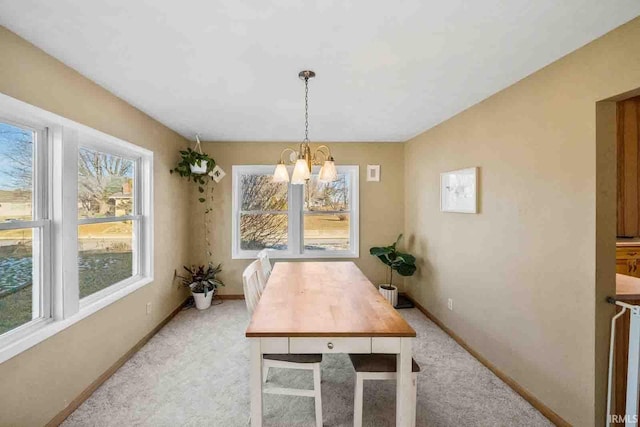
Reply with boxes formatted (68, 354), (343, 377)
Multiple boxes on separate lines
(0, 93), (153, 363)
(0, 121), (46, 336)
(77, 147), (137, 300)
(232, 165), (359, 259)
(239, 173), (289, 251)
(304, 174), (351, 252)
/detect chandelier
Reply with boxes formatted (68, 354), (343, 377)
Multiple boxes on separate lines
(273, 70), (337, 184)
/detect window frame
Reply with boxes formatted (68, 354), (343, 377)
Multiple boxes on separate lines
(0, 117), (51, 343)
(0, 92), (154, 365)
(76, 142), (143, 307)
(232, 164), (359, 259)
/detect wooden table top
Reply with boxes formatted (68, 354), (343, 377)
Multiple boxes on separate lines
(245, 261), (416, 338)
(616, 273), (640, 302)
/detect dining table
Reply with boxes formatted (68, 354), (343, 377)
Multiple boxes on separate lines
(246, 261), (417, 426)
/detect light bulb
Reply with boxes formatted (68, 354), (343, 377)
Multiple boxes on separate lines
(318, 160), (337, 182)
(291, 158), (311, 184)
(272, 163), (290, 182)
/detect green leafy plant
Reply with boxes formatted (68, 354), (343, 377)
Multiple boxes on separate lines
(177, 264), (225, 297)
(170, 148), (216, 202)
(370, 234), (416, 290)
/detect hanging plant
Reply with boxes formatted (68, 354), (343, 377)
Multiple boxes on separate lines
(170, 136), (216, 203)
(203, 183), (215, 261)
(172, 147), (215, 176)
(170, 135), (223, 266)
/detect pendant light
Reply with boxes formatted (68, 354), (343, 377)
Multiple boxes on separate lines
(273, 70), (337, 184)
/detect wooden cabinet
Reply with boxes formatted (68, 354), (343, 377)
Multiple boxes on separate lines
(616, 246), (640, 277)
(617, 96), (640, 237)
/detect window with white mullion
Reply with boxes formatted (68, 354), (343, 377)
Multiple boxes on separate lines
(0, 93), (154, 364)
(0, 222), (47, 324)
(289, 183), (303, 256)
(232, 165), (358, 259)
(0, 220), (48, 230)
(132, 157), (143, 278)
(234, 165), (289, 256)
(239, 210), (289, 215)
(0, 120), (50, 336)
(77, 145), (137, 300)
(302, 166), (357, 255)
(77, 215), (140, 225)
(132, 218), (141, 278)
(303, 210), (349, 215)
(33, 126), (51, 324)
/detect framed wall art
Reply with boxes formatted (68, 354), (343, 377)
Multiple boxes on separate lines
(366, 164), (380, 182)
(440, 167), (478, 213)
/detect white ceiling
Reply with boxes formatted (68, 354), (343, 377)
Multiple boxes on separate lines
(0, 1), (639, 142)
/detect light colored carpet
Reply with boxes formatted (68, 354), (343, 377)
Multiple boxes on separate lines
(62, 301), (553, 427)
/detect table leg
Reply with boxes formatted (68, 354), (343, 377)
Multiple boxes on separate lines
(250, 338), (263, 427)
(396, 337), (413, 427)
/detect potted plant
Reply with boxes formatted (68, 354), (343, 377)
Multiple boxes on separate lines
(171, 137), (225, 279)
(370, 234), (417, 307)
(177, 264), (225, 310)
(171, 147), (215, 179)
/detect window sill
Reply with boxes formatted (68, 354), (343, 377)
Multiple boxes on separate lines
(232, 250), (359, 260)
(0, 275), (153, 365)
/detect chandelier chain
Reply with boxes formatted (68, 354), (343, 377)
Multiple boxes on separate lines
(304, 76), (309, 142)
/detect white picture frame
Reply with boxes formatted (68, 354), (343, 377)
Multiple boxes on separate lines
(367, 164), (380, 182)
(440, 167), (478, 213)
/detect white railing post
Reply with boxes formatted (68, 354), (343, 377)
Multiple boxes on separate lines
(608, 298), (640, 427)
(608, 305), (628, 427)
(626, 305), (640, 427)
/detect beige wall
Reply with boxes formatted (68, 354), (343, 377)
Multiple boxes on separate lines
(2, 14), (640, 427)
(191, 141), (405, 295)
(0, 27), (191, 426)
(404, 17), (640, 426)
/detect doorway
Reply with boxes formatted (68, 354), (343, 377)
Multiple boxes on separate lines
(597, 89), (640, 426)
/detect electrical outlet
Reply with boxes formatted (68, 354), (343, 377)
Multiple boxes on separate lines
(447, 298), (453, 311)
(146, 302), (152, 315)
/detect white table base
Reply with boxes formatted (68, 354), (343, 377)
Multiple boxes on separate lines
(249, 336), (414, 427)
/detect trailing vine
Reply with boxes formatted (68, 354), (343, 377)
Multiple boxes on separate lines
(170, 137), (220, 264)
(204, 182), (214, 263)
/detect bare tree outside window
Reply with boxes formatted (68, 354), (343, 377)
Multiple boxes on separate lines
(0, 122), (35, 334)
(0, 124), (32, 191)
(0, 123), (33, 223)
(77, 147), (135, 299)
(305, 174), (349, 212)
(233, 166), (357, 258)
(78, 148), (133, 218)
(240, 174), (288, 250)
(304, 174), (350, 251)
